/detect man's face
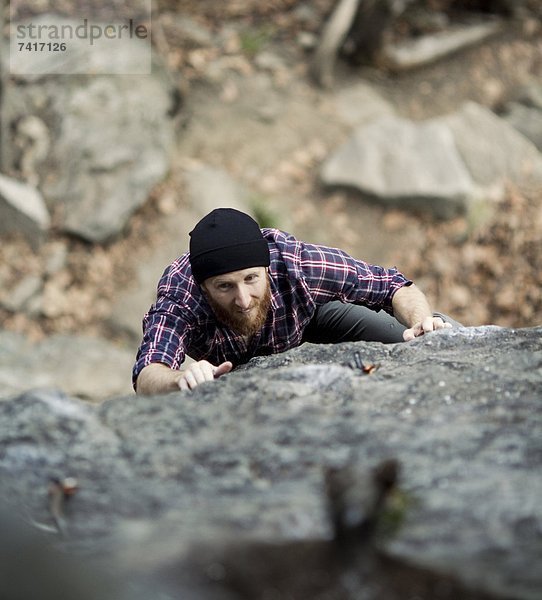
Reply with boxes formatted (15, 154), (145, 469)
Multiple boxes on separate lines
(201, 267), (271, 337)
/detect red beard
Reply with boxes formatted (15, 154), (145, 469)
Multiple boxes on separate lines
(205, 282), (271, 338)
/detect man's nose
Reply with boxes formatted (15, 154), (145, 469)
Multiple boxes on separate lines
(234, 285), (251, 309)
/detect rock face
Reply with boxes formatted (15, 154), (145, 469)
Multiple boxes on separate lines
(321, 114), (474, 218)
(321, 102), (542, 218)
(438, 102), (542, 188)
(0, 173), (50, 243)
(0, 326), (541, 599)
(3, 30), (176, 242)
(502, 83), (542, 152)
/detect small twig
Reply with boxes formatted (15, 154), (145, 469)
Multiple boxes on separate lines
(48, 477), (79, 536)
(350, 351), (380, 375)
(25, 517), (58, 534)
(353, 351), (363, 370)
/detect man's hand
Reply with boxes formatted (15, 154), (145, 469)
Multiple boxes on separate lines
(402, 316), (452, 341)
(136, 361), (233, 395)
(392, 284), (453, 341)
(177, 360), (233, 391)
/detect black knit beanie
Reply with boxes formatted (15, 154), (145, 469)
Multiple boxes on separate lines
(189, 208), (270, 284)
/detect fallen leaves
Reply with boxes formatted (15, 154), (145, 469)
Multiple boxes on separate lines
(395, 184), (542, 327)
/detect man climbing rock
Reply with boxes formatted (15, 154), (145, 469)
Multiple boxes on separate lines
(134, 208), (458, 394)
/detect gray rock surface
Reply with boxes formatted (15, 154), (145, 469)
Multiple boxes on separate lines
(0, 173), (50, 243)
(321, 102), (542, 218)
(3, 41), (176, 242)
(515, 83), (542, 110)
(502, 83), (542, 151)
(321, 115), (475, 218)
(438, 102), (542, 188)
(0, 326), (541, 599)
(0, 274), (43, 313)
(0, 331), (135, 401)
(503, 102), (542, 151)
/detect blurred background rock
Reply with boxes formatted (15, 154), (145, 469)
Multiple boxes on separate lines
(0, 0), (541, 401)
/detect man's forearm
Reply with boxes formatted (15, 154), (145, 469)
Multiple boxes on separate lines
(391, 283), (433, 328)
(135, 363), (182, 395)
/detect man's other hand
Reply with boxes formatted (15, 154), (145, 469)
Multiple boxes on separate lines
(403, 316), (452, 341)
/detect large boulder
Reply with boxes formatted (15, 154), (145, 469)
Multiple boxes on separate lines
(3, 16), (177, 242)
(437, 102), (542, 188)
(0, 325), (541, 599)
(321, 102), (542, 219)
(0, 173), (50, 244)
(503, 102), (542, 152)
(502, 84), (542, 152)
(321, 114), (475, 218)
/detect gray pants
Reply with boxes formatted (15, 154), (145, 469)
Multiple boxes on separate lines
(302, 301), (461, 344)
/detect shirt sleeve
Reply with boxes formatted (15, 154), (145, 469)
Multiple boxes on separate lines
(132, 294), (195, 390)
(132, 254), (204, 389)
(296, 240), (412, 313)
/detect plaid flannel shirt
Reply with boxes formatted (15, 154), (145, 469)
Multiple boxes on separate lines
(133, 228), (411, 388)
